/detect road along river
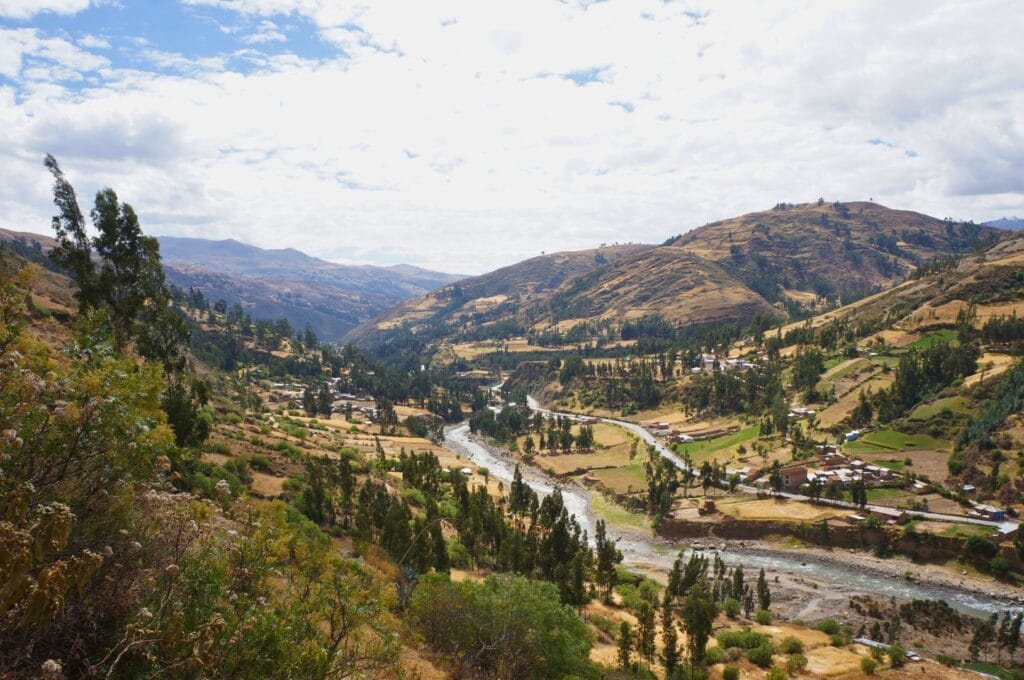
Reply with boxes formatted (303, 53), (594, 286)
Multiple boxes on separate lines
(444, 420), (1021, 619)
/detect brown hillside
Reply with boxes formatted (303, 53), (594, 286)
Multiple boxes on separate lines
(671, 201), (1001, 302)
(352, 202), (1003, 349)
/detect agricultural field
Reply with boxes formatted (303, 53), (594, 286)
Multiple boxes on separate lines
(674, 425), (760, 463)
(909, 396), (972, 420)
(845, 429), (951, 453)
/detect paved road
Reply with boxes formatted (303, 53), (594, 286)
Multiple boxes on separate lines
(524, 395), (1019, 535)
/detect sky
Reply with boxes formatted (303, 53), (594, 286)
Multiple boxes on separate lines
(1, 1), (1022, 275)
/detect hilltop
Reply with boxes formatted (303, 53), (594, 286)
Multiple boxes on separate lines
(353, 201), (1003, 359)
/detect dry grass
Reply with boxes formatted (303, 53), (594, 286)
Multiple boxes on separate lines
(805, 644), (870, 676)
(816, 376), (893, 428)
(964, 353), (1015, 386)
(719, 499), (847, 522)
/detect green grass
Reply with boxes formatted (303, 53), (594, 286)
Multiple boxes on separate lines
(874, 459), (905, 472)
(966, 662), (1024, 680)
(864, 487), (912, 501)
(823, 357), (844, 370)
(592, 464), (647, 494)
(851, 429), (951, 452)
(938, 523), (997, 538)
(827, 358), (869, 381)
(844, 440), (893, 454)
(906, 329), (957, 349)
(909, 396), (970, 421)
(674, 425), (760, 462)
(591, 493), (650, 532)
(868, 355), (901, 368)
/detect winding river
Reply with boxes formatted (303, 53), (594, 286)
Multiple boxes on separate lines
(444, 421), (1021, 618)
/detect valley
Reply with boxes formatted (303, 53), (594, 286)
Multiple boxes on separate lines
(3, 180), (1024, 680)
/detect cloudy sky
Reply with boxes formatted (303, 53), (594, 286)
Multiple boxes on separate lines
(1, 1), (1022, 274)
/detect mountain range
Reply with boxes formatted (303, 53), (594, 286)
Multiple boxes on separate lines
(0, 228), (461, 343)
(350, 201), (1004, 349)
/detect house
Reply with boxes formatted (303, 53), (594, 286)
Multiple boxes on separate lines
(975, 504), (1006, 520)
(844, 430), (862, 442)
(781, 466), (808, 490)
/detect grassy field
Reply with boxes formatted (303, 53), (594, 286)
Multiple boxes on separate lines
(938, 523), (997, 538)
(868, 355), (901, 368)
(591, 464), (647, 494)
(674, 425), (759, 462)
(905, 328), (956, 349)
(846, 429), (951, 453)
(824, 357), (868, 381)
(590, 493), (650, 532)
(909, 396), (970, 420)
(718, 498), (846, 522)
(874, 459), (905, 471)
(816, 376), (893, 428)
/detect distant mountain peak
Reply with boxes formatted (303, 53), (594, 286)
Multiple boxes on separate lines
(985, 216), (1024, 231)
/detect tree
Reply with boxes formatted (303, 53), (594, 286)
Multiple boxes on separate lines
(45, 155), (186, 360)
(304, 385), (318, 415)
(595, 519), (622, 603)
(617, 621), (634, 670)
(317, 382), (333, 416)
(161, 377), (212, 448)
(45, 154), (98, 310)
(90, 189), (164, 351)
(757, 568), (771, 611)
(660, 601), (680, 675)
(637, 601), (656, 664)
(851, 389), (873, 427)
(680, 582), (717, 665)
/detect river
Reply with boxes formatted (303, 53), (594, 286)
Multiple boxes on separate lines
(444, 421), (1021, 618)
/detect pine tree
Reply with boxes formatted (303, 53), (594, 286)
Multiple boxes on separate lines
(317, 382), (333, 416)
(757, 568), (771, 611)
(680, 582), (717, 665)
(637, 601), (656, 664)
(303, 385), (318, 416)
(595, 520), (622, 603)
(660, 601), (679, 675)
(617, 621), (633, 671)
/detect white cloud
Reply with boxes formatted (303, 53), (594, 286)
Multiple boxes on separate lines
(0, 0), (90, 20)
(78, 34), (110, 49)
(0, 27), (108, 79)
(242, 19), (286, 44)
(1, 0), (1023, 274)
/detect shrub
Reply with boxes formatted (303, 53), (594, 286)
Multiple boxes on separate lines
(860, 656), (878, 675)
(222, 456), (251, 485)
(786, 653), (807, 674)
(887, 643), (907, 668)
(722, 667), (740, 680)
(778, 636), (804, 654)
(206, 441), (232, 455)
(247, 453), (271, 471)
(705, 645), (725, 665)
(746, 642), (775, 667)
(409, 574), (594, 679)
(402, 487), (427, 507)
(936, 653), (958, 667)
(590, 614), (617, 639)
(814, 618), (840, 635)
(723, 597), (741, 618)
(717, 628), (771, 650)
(766, 665), (787, 680)
(755, 610), (773, 625)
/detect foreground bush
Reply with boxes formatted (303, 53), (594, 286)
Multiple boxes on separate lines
(410, 573), (595, 678)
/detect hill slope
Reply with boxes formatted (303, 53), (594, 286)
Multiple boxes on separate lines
(353, 202), (1003, 351)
